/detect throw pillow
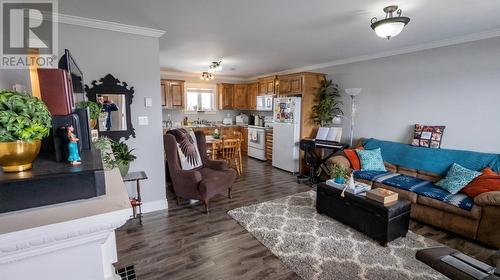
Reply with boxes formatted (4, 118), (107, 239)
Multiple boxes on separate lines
(462, 168), (500, 198)
(356, 148), (386, 171)
(411, 124), (445, 148)
(435, 163), (481, 194)
(344, 147), (364, 170)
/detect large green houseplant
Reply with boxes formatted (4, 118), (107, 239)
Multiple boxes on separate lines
(0, 90), (52, 172)
(94, 137), (136, 177)
(311, 78), (343, 126)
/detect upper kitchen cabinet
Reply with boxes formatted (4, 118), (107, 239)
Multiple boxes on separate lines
(217, 83), (235, 110)
(278, 74), (303, 96)
(161, 79), (185, 109)
(247, 82), (259, 110)
(234, 84), (248, 109)
(258, 76), (277, 95)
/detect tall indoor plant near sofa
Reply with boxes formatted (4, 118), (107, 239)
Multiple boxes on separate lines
(0, 90), (52, 172)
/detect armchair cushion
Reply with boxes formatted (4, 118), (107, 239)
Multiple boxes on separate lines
(203, 159), (229, 171)
(199, 167), (237, 199)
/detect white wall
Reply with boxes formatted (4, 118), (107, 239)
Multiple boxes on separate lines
(321, 37), (500, 154)
(56, 24), (166, 206)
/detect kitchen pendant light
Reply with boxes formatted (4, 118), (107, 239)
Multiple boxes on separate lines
(200, 72), (214, 81)
(370, 5), (410, 39)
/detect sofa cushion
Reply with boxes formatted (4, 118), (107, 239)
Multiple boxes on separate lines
(416, 196), (482, 220)
(374, 182), (418, 203)
(397, 166), (418, 177)
(356, 148), (386, 171)
(363, 138), (500, 176)
(417, 170), (441, 183)
(353, 170), (392, 182)
(435, 163), (482, 194)
(354, 171), (475, 211)
(462, 168), (500, 198)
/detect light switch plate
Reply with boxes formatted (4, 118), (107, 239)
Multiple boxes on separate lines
(138, 116), (149, 125)
(144, 97), (153, 107)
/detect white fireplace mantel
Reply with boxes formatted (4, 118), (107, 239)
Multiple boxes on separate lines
(0, 169), (132, 280)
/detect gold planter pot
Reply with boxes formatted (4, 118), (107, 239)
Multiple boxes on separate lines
(0, 140), (41, 172)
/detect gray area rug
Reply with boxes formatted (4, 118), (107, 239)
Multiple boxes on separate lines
(228, 191), (447, 280)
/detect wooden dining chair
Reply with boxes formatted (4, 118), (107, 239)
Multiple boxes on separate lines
(221, 138), (242, 175)
(222, 131), (244, 173)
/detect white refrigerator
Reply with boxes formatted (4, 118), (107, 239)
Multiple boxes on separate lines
(272, 97), (301, 173)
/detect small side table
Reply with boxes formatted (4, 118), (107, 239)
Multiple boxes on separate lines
(123, 171), (148, 224)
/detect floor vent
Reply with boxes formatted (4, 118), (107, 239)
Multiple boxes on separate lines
(116, 265), (136, 280)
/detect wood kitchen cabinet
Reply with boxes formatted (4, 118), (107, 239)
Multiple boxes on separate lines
(161, 79), (185, 109)
(246, 82), (259, 110)
(241, 127), (248, 154)
(217, 83), (235, 110)
(258, 76), (277, 95)
(278, 74), (303, 96)
(234, 84), (248, 109)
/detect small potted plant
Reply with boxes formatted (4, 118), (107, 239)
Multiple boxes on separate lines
(331, 164), (348, 184)
(0, 90), (52, 172)
(94, 137), (136, 177)
(76, 100), (102, 129)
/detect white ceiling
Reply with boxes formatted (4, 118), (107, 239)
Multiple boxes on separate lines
(59, 0), (500, 78)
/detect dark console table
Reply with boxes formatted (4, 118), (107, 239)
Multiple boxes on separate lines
(0, 149), (105, 213)
(316, 183), (411, 246)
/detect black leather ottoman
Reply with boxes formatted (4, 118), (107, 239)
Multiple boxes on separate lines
(416, 247), (500, 280)
(316, 183), (411, 246)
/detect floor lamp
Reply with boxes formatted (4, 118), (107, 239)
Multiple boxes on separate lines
(333, 88), (362, 147)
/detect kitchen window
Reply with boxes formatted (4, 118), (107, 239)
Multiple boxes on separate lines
(185, 88), (216, 112)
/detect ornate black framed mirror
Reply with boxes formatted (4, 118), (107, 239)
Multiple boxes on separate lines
(85, 74), (136, 140)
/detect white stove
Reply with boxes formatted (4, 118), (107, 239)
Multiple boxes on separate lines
(248, 126), (266, 160)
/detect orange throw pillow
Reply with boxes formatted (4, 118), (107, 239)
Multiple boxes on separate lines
(462, 168), (500, 198)
(344, 147), (364, 170)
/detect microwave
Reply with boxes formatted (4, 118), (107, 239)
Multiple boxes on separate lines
(256, 95), (273, 111)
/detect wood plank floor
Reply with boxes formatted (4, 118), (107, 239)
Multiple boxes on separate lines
(115, 158), (499, 279)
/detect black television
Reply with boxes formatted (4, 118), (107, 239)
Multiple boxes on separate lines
(58, 49), (86, 103)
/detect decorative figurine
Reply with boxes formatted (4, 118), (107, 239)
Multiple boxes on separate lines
(348, 173), (356, 191)
(66, 125), (81, 165)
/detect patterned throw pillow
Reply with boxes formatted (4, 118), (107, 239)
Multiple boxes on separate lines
(435, 163), (481, 194)
(356, 148), (386, 172)
(411, 124), (445, 148)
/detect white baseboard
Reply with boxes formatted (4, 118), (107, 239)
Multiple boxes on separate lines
(141, 199), (168, 214)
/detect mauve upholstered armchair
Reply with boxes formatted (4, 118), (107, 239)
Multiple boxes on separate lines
(164, 130), (237, 213)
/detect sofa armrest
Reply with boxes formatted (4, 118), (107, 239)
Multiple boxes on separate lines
(204, 159), (228, 171)
(329, 155), (351, 170)
(474, 191), (500, 207)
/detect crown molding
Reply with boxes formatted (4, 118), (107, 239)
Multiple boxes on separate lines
(246, 28), (500, 80)
(33, 12), (166, 38)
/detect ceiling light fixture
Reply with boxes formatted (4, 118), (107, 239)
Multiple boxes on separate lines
(200, 72), (214, 81)
(370, 5), (410, 39)
(208, 60), (222, 73)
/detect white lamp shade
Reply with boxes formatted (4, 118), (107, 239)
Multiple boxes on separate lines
(345, 88), (362, 96)
(374, 22), (405, 38)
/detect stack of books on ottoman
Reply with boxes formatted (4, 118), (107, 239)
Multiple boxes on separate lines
(325, 179), (371, 195)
